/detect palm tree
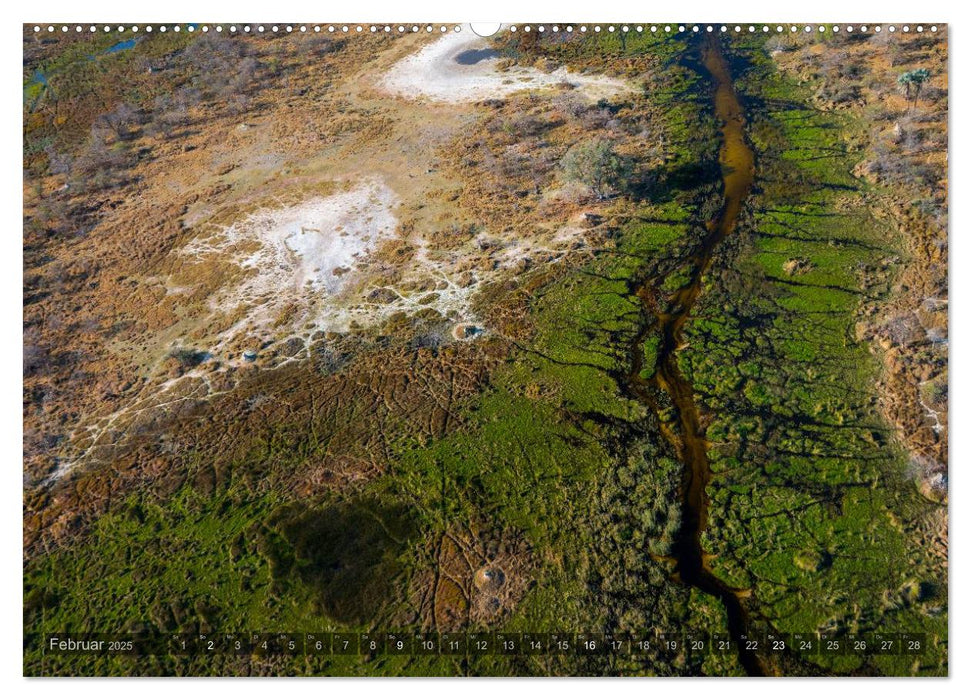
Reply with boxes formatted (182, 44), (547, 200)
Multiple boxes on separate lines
(898, 69), (931, 109)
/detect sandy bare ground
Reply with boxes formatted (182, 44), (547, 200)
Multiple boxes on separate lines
(173, 176), (591, 355)
(380, 27), (630, 103)
(178, 179), (400, 346)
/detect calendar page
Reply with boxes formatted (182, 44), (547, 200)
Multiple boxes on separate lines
(22, 19), (948, 678)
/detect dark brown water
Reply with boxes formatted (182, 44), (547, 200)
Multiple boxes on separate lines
(630, 36), (764, 675)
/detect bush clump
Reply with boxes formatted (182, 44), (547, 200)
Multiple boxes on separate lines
(560, 137), (631, 200)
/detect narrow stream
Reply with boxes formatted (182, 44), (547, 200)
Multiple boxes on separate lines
(629, 35), (763, 675)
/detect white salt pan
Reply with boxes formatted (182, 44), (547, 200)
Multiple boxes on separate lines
(381, 27), (630, 103)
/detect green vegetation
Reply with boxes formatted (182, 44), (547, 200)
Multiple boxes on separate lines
(672, 35), (947, 675)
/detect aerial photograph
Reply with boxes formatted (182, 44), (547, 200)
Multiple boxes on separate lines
(22, 20), (948, 677)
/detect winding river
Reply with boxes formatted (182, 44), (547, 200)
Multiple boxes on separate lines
(630, 35), (763, 675)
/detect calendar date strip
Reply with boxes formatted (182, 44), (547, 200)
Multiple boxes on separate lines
(41, 631), (930, 658)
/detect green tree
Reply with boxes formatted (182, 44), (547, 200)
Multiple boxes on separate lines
(898, 68), (931, 108)
(560, 137), (631, 200)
